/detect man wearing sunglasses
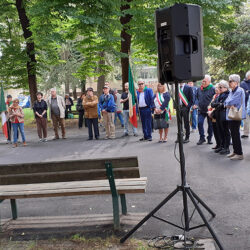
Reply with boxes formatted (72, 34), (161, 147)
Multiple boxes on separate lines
(137, 80), (154, 141)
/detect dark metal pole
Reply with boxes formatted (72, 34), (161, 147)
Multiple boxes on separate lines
(174, 82), (189, 230)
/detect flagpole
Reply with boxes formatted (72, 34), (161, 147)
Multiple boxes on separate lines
(128, 53), (141, 132)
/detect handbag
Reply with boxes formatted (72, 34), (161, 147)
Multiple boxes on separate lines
(228, 106), (242, 121)
(153, 114), (169, 130)
(228, 94), (243, 121)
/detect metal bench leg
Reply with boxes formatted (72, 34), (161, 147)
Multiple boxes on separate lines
(0, 199), (4, 232)
(105, 162), (120, 230)
(10, 199), (18, 220)
(112, 194), (120, 229)
(120, 194), (127, 215)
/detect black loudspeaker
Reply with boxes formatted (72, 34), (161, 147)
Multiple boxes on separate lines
(155, 4), (204, 83)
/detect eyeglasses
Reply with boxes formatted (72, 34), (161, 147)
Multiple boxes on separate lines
(218, 87), (223, 89)
(229, 80), (234, 83)
(138, 83), (144, 86)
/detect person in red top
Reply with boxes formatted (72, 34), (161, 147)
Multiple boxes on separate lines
(8, 98), (26, 147)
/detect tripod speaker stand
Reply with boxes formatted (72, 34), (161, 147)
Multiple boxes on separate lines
(120, 82), (224, 250)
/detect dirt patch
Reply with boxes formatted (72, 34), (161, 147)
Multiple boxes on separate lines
(0, 236), (150, 250)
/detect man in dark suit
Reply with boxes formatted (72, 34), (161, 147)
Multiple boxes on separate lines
(179, 82), (194, 143)
(137, 80), (154, 141)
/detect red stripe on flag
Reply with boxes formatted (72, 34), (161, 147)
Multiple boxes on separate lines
(129, 105), (137, 128)
(2, 122), (8, 139)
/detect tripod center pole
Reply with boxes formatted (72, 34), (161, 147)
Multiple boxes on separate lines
(174, 82), (187, 187)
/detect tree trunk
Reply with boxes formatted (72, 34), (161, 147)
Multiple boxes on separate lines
(65, 81), (70, 95)
(81, 79), (86, 93)
(97, 51), (105, 97)
(73, 86), (77, 100)
(16, 0), (37, 106)
(120, 0), (132, 90)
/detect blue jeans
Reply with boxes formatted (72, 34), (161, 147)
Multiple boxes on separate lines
(12, 123), (26, 143)
(198, 112), (213, 141)
(123, 110), (137, 135)
(114, 112), (124, 126)
(139, 107), (152, 139)
(191, 108), (197, 129)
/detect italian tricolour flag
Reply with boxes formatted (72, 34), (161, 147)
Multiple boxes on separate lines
(179, 86), (189, 106)
(128, 64), (137, 128)
(0, 85), (8, 139)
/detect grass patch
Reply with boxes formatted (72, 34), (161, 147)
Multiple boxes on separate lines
(0, 236), (150, 250)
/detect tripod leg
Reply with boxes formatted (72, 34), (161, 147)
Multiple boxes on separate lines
(186, 189), (224, 250)
(120, 187), (179, 243)
(189, 188), (216, 217)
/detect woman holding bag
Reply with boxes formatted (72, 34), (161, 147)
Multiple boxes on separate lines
(225, 74), (246, 160)
(153, 83), (171, 143)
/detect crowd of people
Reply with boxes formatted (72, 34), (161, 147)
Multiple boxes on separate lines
(3, 71), (250, 160)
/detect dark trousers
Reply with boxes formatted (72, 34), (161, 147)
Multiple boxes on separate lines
(7, 120), (12, 141)
(139, 107), (152, 139)
(212, 122), (221, 147)
(36, 117), (47, 139)
(78, 110), (84, 128)
(180, 106), (190, 139)
(198, 112), (213, 141)
(217, 119), (231, 149)
(86, 118), (99, 139)
(228, 120), (242, 155)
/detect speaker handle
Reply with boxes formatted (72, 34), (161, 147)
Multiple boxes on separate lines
(191, 36), (198, 54)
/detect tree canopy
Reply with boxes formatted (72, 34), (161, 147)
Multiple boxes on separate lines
(0, 0), (248, 97)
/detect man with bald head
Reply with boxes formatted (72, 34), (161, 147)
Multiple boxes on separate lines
(47, 88), (66, 139)
(194, 75), (215, 145)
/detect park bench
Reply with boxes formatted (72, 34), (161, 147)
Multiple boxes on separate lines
(0, 157), (146, 230)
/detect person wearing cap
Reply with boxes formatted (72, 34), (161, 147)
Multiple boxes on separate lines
(99, 85), (116, 139)
(83, 87), (99, 140)
(137, 80), (154, 141)
(47, 88), (66, 139)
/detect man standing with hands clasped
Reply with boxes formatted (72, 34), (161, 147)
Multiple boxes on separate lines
(137, 80), (154, 141)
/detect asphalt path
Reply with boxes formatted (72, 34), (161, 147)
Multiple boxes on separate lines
(0, 121), (250, 249)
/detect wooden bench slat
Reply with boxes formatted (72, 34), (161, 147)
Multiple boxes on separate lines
(0, 157), (138, 176)
(0, 177), (147, 192)
(0, 168), (140, 185)
(0, 178), (147, 199)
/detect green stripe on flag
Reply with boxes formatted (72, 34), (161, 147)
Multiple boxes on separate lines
(0, 85), (7, 113)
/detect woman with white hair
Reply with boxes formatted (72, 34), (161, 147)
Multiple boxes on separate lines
(211, 80), (230, 154)
(208, 83), (221, 151)
(225, 74), (246, 160)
